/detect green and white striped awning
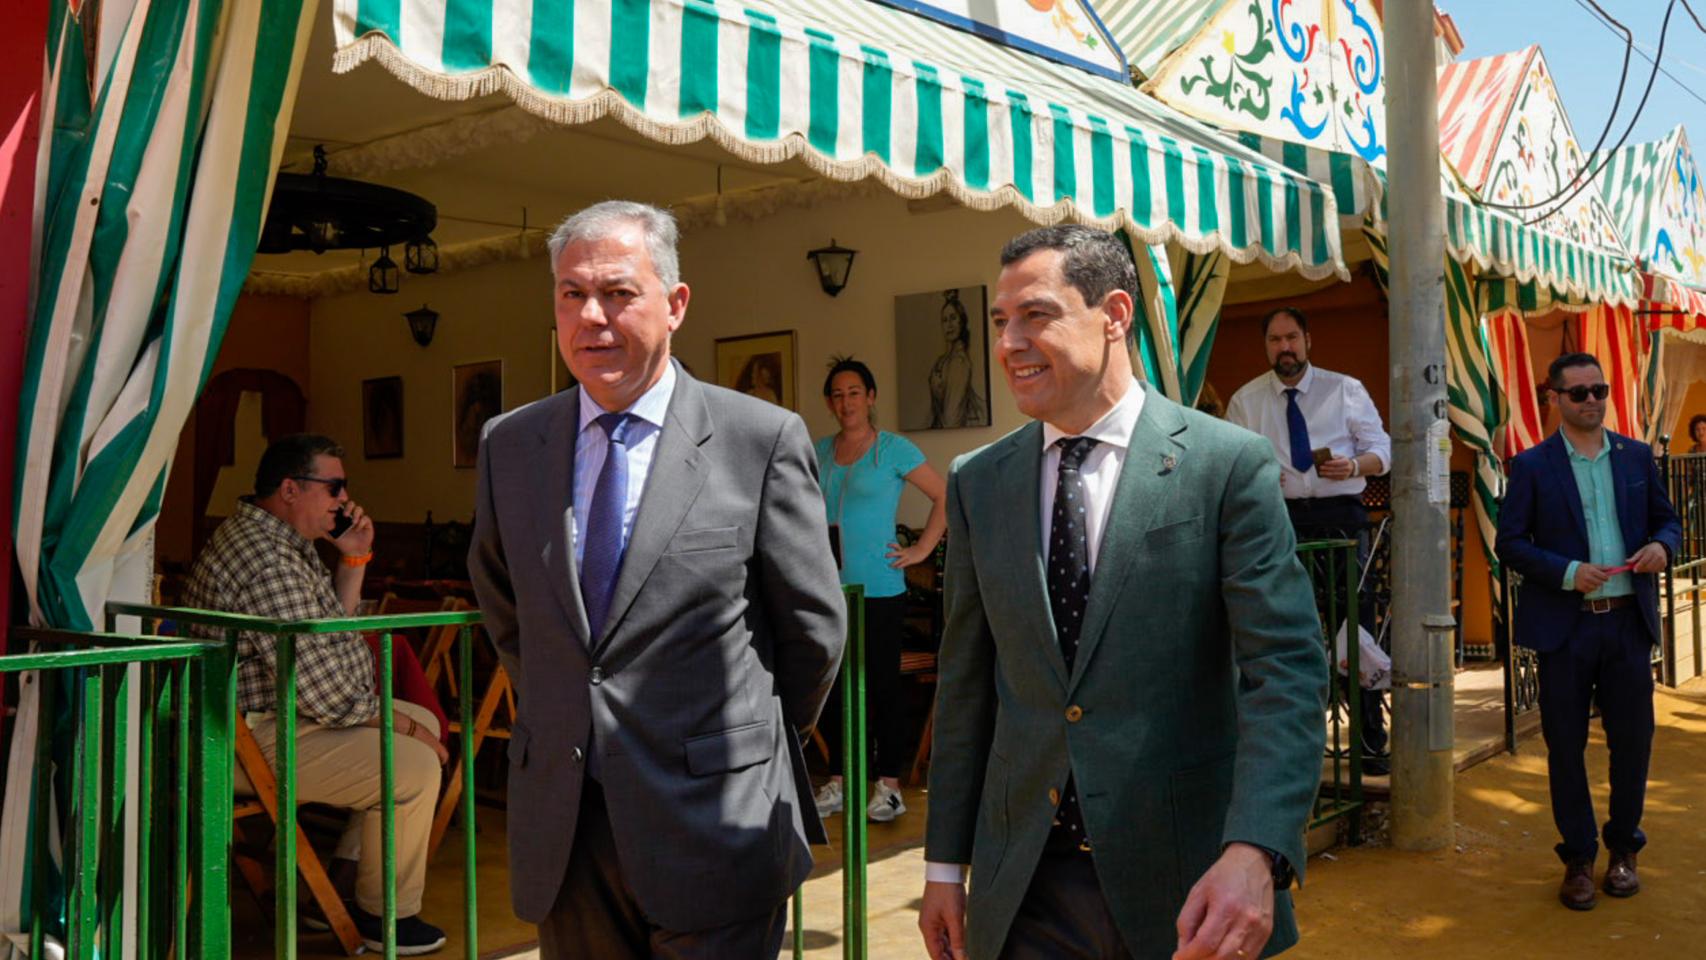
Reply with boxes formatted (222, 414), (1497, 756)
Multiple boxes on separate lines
(331, 0), (1348, 280)
(1236, 131), (1639, 306)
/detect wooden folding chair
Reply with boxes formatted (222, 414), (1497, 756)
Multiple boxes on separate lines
(231, 714), (363, 955)
(414, 598), (470, 698)
(428, 624), (516, 858)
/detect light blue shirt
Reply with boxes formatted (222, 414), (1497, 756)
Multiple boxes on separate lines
(1561, 431), (1634, 600)
(573, 362), (677, 566)
(815, 431), (927, 599)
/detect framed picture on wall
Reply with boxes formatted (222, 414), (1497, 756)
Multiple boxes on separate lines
(452, 359), (504, 468)
(714, 330), (797, 410)
(361, 376), (404, 459)
(895, 285), (991, 430)
(549, 328), (577, 394)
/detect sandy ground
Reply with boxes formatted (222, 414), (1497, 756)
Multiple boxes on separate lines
(252, 678), (1706, 959)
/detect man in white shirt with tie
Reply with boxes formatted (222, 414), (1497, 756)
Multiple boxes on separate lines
(1225, 306), (1392, 773)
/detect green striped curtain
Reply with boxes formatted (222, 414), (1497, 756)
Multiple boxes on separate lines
(1121, 233), (1228, 405)
(1364, 225), (1508, 588)
(3, 0), (319, 940)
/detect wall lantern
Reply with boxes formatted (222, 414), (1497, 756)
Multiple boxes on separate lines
(806, 239), (857, 297)
(405, 235), (439, 274)
(369, 246), (400, 294)
(404, 304), (439, 347)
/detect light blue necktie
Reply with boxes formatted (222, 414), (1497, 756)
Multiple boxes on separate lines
(581, 413), (632, 639)
(1284, 388), (1314, 473)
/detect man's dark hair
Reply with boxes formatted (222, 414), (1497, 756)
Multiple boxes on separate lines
(1261, 306), (1309, 336)
(999, 225), (1137, 307)
(823, 355), (877, 396)
(255, 433), (344, 498)
(1548, 352), (1603, 388)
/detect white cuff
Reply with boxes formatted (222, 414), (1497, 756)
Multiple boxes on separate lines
(925, 861), (968, 884)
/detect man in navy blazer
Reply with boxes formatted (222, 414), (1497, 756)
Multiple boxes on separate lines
(1496, 352), (1679, 912)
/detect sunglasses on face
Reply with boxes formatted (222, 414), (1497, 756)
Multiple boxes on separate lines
(290, 475), (348, 497)
(1555, 384), (1610, 403)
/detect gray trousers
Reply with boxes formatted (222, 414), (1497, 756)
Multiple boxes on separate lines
(998, 849), (1133, 960)
(537, 781), (788, 959)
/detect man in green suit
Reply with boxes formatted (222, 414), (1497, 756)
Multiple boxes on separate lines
(918, 225), (1328, 960)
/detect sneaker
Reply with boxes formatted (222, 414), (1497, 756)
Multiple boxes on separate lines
(814, 779), (845, 818)
(867, 782), (906, 822)
(350, 906), (447, 955)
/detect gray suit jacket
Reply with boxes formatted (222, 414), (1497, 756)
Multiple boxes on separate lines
(468, 364), (846, 930)
(925, 387), (1328, 959)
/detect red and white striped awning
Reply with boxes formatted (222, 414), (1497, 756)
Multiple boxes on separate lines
(1644, 272), (1706, 333)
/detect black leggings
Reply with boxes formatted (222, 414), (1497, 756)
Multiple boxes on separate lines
(817, 595), (910, 781)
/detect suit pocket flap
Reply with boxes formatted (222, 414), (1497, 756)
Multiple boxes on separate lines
(508, 723), (530, 766)
(666, 525), (740, 555)
(1145, 514), (1204, 547)
(684, 719), (773, 775)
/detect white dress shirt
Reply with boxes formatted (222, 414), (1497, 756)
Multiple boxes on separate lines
(1223, 365), (1391, 500)
(572, 361), (677, 565)
(924, 378), (1145, 886)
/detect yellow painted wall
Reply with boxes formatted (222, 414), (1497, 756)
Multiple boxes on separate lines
(307, 194), (1038, 528)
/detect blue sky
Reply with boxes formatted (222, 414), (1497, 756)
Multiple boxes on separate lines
(1443, 0), (1706, 152)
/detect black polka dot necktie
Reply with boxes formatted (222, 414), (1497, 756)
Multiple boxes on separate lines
(1048, 435), (1098, 852)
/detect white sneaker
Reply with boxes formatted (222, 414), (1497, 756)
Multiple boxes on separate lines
(814, 779), (845, 818)
(867, 782), (906, 822)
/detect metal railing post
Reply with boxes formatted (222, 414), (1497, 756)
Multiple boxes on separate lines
(381, 630), (398, 959)
(276, 633), (299, 958)
(1343, 543), (1363, 842)
(190, 632), (235, 960)
(28, 672), (57, 960)
(841, 586), (867, 960)
(460, 626), (479, 960)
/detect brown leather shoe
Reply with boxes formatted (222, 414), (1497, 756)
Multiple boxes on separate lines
(1603, 850), (1640, 898)
(1559, 860), (1597, 910)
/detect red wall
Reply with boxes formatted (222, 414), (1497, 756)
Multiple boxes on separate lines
(1, 0), (48, 636)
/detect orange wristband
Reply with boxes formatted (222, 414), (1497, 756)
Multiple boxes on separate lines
(341, 551), (373, 567)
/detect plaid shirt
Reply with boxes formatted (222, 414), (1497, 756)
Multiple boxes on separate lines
(184, 500), (378, 727)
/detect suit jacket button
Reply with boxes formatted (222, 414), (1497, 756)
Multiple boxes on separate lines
(589, 667), (605, 685)
(1065, 705), (1084, 723)
(572, 747), (584, 764)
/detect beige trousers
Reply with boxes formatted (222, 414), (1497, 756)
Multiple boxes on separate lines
(236, 700), (441, 917)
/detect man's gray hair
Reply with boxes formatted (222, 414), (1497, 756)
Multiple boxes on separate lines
(548, 200), (682, 288)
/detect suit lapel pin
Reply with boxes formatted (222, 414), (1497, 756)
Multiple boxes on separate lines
(1161, 453), (1177, 474)
(1616, 442), (1625, 450)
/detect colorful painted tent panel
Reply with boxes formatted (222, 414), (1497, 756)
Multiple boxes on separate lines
(1594, 125), (1706, 287)
(1437, 46), (1626, 256)
(1142, 0), (1388, 163)
(332, 0), (1348, 280)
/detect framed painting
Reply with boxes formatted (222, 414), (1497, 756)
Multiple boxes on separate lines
(361, 376), (404, 459)
(452, 359), (503, 468)
(714, 330), (797, 410)
(895, 285), (991, 430)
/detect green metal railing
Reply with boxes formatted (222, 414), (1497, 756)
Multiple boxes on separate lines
(1295, 539), (1364, 838)
(792, 585), (866, 960)
(0, 602), (485, 959)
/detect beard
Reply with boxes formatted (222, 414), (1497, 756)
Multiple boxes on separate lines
(1272, 353), (1307, 378)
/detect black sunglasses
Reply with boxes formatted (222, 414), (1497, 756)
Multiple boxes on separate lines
(1555, 384), (1610, 403)
(290, 475), (348, 497)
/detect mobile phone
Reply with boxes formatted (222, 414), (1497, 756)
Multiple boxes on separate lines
(330, 507), (354, 540)
(1311, 447), (1334, 468)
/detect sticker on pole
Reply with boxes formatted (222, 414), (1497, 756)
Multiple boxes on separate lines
(1427, 419), (1451, 504)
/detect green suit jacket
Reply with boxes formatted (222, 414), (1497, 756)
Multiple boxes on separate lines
(924, 386), (1328, 959)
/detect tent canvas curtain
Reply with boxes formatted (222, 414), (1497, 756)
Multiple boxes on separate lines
(1486, 308), (1545, 458)
(3, 0), (319, 947)
(1573, 304), (1644, 438)
(1123, 236), (1230, 406)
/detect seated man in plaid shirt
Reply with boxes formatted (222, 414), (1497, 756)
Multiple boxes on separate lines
(185, 433), (450, 955)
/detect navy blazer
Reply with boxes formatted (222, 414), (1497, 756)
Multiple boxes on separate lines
(1495, 431), (1681, 653)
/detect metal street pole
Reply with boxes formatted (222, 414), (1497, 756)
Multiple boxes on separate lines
(1385, 0), (1455, 851)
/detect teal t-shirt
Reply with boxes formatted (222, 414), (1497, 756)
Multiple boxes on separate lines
(815, 431), (928, 598)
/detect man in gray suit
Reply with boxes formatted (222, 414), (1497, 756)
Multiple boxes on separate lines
(468, 200), (846, 959)
(918, 226), (1327, 960)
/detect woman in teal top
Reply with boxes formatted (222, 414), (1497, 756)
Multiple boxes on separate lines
(813, 357), (946, 824)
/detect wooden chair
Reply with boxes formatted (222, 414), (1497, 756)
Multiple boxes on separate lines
(900, 534), (947, 786)
(231, 714), (363, 955)
(407, 597), (469, 699)
(428, 624), (516, 859)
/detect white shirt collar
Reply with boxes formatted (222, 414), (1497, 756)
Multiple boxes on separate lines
(1268, 364), (1316, 396)
(1042, 377), (1146, 452)
(579, 360), (678, 432)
